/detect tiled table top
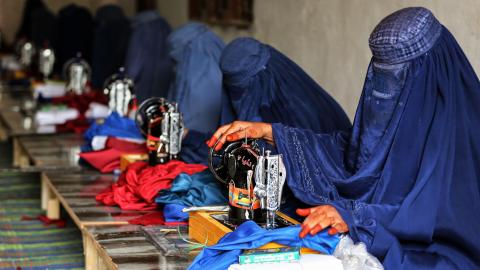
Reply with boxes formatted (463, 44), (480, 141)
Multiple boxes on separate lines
(17, 133), (84, 169)
(84, 225), (194, 270)
(43, 172), (154, 228)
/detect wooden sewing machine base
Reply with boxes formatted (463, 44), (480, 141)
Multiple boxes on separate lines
(188, 211), (319, 254)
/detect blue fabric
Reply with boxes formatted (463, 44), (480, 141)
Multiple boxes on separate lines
(220, 37), (351, 133)
(167, 23), (225, 134)
(125, 11), (173, 102)
(180, 129), (211, 165)
(272, 9), (480, 269)
(189, 221), (339, 269)
(163, 203), (189, 222)
(83, 112), (143, 142)
(92, 5), (130, 89)
(156, 170), (227, 206)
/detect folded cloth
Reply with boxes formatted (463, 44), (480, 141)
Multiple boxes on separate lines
(85, 102), (110, 119)
(227, 254), (343, 270)
(34, 106), (79, 126)
(51, 91), (108, 115)
(128, 210), (188, 226)
(55, 116), (91, 134)
(33, 81), (66, 98)
(1, 55), (21, 71)
(36, 124), (56, 134)
(80, 137), (147, 173)
(188, 221), (340, 270)
(96, 160), (207, 210)
(155, 170), (227, 207)
(84, 111), (143, 142)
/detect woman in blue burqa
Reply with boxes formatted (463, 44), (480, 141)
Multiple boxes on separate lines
(208, 7), (480, 269)
(182, 36), (351, 163)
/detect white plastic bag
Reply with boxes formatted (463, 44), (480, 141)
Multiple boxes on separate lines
(333, 235), (383, 270)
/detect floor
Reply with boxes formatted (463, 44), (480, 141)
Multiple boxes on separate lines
(0, 140), (85, 270)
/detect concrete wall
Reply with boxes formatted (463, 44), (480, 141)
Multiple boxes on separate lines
(157, 0), (480, 118)
(0, 0), (135, 46)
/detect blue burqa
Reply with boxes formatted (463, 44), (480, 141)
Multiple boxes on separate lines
(181, 37), (351, 164)
(92, 5), (130, 89)
(272, 7), (480, 269)
(124, 11), (173, 102)
(220, 37), (351, 133)
(167, 23), (225, 134)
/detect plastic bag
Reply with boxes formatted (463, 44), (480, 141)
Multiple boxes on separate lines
(333, 235), (384, 270)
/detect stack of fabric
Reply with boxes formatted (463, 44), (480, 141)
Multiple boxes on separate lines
(33, 89), (108, 134)
(96, 160), (206, 210)
(80, 111), (145, 173)
(155, 170), (227, 222)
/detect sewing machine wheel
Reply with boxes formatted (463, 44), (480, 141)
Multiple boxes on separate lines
(135, 97), (168, 135)
(208, 139), (258, 185)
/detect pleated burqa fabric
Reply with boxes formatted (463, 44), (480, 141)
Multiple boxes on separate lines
(124, 10), (173, 102)
(91, 4), (130, 89)
(167, 22), (225, 134)
(55, 4), (93, 71)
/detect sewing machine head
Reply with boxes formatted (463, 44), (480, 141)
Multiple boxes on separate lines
(135, 97), (184, 165)
(63, 54), (90, 95)
(209, 139), (287, 229)
(103, 67), (134, 117)
(38, 47), (55, 80)
(18, 40), (36, 68)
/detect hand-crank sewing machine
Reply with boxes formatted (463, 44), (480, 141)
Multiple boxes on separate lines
(189, 139), (313, 251)
(103, 68), (134, 117)
(135, 97), (184, 166)
(63, 54), (91, 95)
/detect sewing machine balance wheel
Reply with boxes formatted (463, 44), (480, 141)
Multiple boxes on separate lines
(208, 138), (258, 185)
(135, 97), (168, 135)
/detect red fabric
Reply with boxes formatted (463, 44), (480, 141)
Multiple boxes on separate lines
(80, 137), (147, 173)
(52, 91), (107, 114)
(53, 91), (108, 133)
(127, 211), (188, 226)
(21, 215), (67, 228)
(96, 160), (207, 210)
(56, 116), (90, 134)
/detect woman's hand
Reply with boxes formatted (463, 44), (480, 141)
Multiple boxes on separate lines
(206, 121), (274, 151)
(296, 205), (349, 238)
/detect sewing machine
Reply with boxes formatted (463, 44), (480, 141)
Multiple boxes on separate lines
(207, 139), (289, 228)
(135, 97), (184, 165)
(38, 47), (55, 80)
(17, 40), (35, 68)
(63, 54), (90, 95)
(103, 67), (134, 117)
(188, 139), (316, 252)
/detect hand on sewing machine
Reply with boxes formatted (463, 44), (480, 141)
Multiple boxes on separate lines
(207, 121), (274, 151)
(296, 205), (349, 238)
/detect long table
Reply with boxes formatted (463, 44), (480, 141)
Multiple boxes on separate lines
(0, 84), (194, 269)
(13, 133), (84, 168)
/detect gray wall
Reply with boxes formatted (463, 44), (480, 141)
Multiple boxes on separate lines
(157, 0), (480, 118)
